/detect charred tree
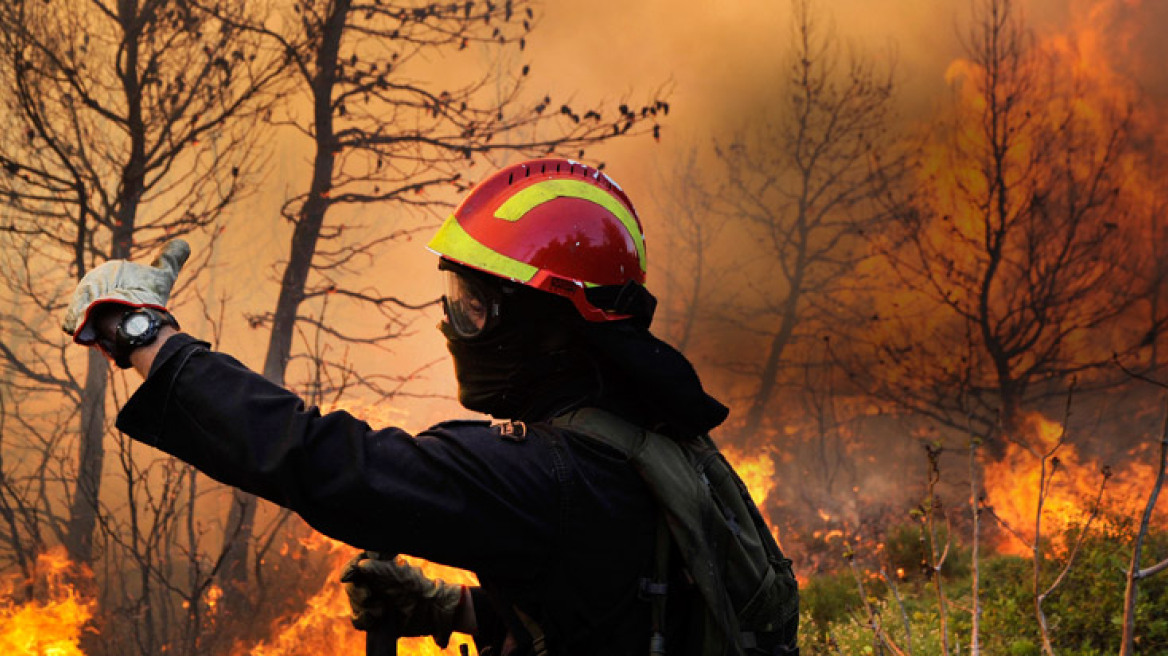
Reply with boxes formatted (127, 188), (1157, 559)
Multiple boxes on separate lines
(859, 0), (1147, 453)
(652, 146), (728, 355)
(692, 0), (901, 440)
(0, 0), (283, 653)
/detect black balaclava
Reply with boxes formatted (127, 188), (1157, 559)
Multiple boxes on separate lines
(441, 262), (729, 436)
(441, 265), (599, 422)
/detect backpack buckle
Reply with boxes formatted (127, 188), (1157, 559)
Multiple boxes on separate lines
(638, 577), (668, 600)
(649, 632), (667, 655)
(492, 420), (527, 441)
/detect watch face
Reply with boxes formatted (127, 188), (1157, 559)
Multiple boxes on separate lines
(123, 312), (154, 339)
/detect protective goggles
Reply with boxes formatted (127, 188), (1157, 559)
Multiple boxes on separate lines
(440, 268), (503, 339)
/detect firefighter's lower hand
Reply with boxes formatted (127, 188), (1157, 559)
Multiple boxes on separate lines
(62, 240), (190, 345)
(340, 552), (465, 648)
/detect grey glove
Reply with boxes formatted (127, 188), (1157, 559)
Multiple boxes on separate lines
(62, 240), (190, 345)
(340, 552), (464, 648)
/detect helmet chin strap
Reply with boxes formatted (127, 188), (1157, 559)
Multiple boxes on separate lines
(583, 281), (658, 329)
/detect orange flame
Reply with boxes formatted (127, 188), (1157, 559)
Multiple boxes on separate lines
(982, 412), (1156, 556)
(0, 548), (94, 656)
(724, 446), (776, 510)
(723, 447), (780, 544)
(206, 583), (223, 614)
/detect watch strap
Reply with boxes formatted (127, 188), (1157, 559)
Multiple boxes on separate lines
(112, 308), (178, 369)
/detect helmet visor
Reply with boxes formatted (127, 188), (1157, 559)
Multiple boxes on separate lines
(441, 269), (499, 339)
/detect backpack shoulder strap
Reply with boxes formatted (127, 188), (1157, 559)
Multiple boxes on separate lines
(550, 407), (745, 652)
(551, 407), (649, 457)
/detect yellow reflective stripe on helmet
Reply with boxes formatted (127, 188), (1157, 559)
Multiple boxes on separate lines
(427, 214), (539, 282)
(493, 179), (647, 272)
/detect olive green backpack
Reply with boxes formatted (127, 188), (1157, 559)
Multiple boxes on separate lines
(551, 408), (799, 656)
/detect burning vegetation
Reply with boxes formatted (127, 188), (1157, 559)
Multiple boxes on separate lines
(0, 548), (93, 656)
(982, 413), (1160, 557)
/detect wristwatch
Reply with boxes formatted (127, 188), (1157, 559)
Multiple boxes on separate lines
(111, 307), (178, 369)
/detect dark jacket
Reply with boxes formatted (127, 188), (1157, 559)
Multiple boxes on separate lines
(116, 334), (671, 655)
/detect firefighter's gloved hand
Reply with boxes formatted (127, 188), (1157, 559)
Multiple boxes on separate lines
(62, 240), (190, 345)
(340, 552), (464, 648)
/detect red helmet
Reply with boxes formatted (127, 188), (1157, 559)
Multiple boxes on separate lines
(427, 158), (647, 322)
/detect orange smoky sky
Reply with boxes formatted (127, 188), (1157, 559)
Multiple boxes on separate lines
(200, 0), (1168, 427)
(528, 0), (1167, 176)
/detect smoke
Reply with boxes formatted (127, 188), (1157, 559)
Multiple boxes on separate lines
(556, 0), (1168, 570)
(198, 0), (1168, 412)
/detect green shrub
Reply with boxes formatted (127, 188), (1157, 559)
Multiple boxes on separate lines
(883, 521), (972, 583)
(801, 570), (863, 633)
(799, 595), (968, 655)
(978, 526), (1168, 655)
(884, 523), (930, 580)
(1006, 637), (1040, 656)
(800, 524), (1168, 654)
(799, 523), (1168, 655)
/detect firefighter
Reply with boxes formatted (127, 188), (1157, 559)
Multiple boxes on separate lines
(62, 159), (738, 654)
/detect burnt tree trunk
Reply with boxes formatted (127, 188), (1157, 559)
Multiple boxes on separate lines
(65, 349), (108, 565)
(742, 284), (803, 438)
(742, 192), (810, 438)
(219, 0), (347, 621)
(65, 0), (147, 565)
